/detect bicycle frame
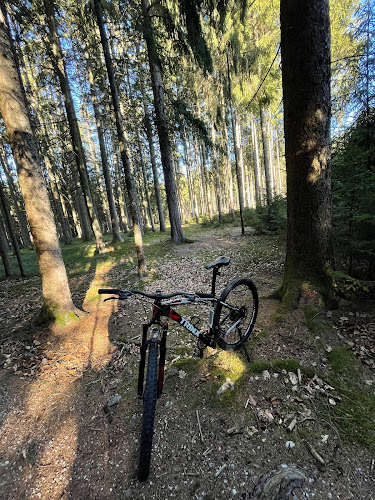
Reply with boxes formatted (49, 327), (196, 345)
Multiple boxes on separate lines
(137, 296), (217, 399)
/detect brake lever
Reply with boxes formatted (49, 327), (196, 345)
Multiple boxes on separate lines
(184, 294), (196, 302)
(103, 296), (118, 302)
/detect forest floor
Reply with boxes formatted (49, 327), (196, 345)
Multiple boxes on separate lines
(0, 224), (374, 500)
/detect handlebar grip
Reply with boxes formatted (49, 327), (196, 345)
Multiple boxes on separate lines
(98, 288), (121, 295)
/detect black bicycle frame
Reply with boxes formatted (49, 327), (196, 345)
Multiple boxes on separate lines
(137, 299), (217, 398)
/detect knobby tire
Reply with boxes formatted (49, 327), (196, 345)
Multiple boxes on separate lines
(214, 277), (258, 351)
(138, 342), (158, 482)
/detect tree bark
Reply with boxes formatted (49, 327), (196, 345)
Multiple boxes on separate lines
(141, 0), (185, 243)
(280, 0), (333, 298)
(43, 0), (105, 254)
(0, 4), (77, 319)
(83, 45), (123, 243)
(0, 148), (32, 248)
(211, 123), (223, 223)
(260, 103), (274, 206)
(0, 212), (11, 276)
(0, 180), (25, 276)
(227, 54), (245, 234)
(138, 55), (166, 232)
(137, 131), (156, 232)
(93, 0), (146, 275)
(250, 114), (263, 207)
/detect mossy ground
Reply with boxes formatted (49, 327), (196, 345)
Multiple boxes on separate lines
(327, 347), (375, 451)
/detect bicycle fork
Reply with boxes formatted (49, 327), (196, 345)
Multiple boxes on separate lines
(137, 323), (168, 399)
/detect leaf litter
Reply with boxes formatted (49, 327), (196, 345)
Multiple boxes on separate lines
(0, 227), (374, 499)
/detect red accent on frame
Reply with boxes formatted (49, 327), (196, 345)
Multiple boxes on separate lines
(158, 364), (165, 391)
(168, 309), (181, 321)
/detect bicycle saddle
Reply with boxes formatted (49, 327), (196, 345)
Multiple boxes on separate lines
(204, 256), (231, 269)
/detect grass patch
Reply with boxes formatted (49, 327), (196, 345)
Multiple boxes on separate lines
(328, 346), (356, 377)
(327, 347), (375, 451)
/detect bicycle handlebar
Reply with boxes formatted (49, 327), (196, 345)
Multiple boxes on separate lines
(98, 288), (198, 300)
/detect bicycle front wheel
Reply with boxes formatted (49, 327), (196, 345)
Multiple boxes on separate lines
(138, 342), (158, 482)
(214, 278), (258, 351)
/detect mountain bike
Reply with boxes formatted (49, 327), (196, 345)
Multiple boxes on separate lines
(98, 256), (258, 482)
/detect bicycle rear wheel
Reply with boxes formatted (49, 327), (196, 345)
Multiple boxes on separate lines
(138, 342), (158, 482)
(214, 278), (258, 351)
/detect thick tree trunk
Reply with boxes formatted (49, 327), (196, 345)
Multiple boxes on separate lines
(0, 4), (77, 319)
(141, 0), (185, 243)
(280, 0), (333, 299)
(93, 0), (146, 275)
(43, 0), (105, 254)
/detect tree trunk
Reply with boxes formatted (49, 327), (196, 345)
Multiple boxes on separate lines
(114, 155), (129, 233)
(0, 4), (77, 319)
(43, 0), (105, 254)
(93, 0), (146, 275)
(227, 54), (245, 234)
(0, 212), (11, 276)
(141, 0), (185, 243)
(83, 46), (123, 243)
(138, 53), (166, 232)
(250, 114), (262, 206)
(260, 103), (274, 206)
(0, 148), (32, 248)
(44, 153), (72, 244)
(0, 179), (25, 276)
(211, 124), (223, 223)
(137, 132), (155, 232)
(280, 0), (333, 300)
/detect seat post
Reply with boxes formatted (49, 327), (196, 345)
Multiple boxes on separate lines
(211, 267), (219, 296)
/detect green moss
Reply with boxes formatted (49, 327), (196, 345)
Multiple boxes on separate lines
(332, 389), (375, 451)
(303, 305), (330, 335)
(248, 358), (315, 378)
(328, 347), (357, 377)
(272, 358), (301, 372)
(174, 345), (194, 356)
(325, 347), (375, 451)
(249, 360), (270, 373)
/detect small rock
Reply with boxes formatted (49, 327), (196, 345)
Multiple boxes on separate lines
(289, 372), (298, 385)
(285, 441), (295, 448)
(245, 426), (258, 438)
(328, 398), (336, 406)
(178, 370), (187, 379)
(165, 367), (178, 379)
(262, 370), (271, 381)
(217, 378), (234, 396)
(107, 394), (122, 407)
(321, 434), (329, 443)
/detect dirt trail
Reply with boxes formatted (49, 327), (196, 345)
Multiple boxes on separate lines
(0, 227), (374, 499)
